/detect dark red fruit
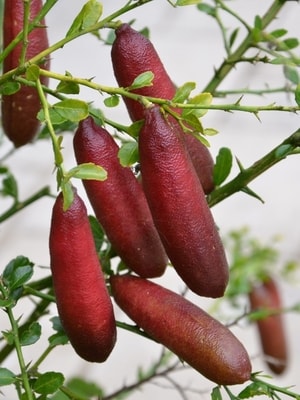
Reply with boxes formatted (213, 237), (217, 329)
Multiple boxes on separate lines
(73, 116), (167, 278)
(111, 23), (215, 194)
(139, 105), (228, 297)
(111, 274), (252, 385)
(49, 189), (116, 362)
(1, 0), (50, 147)
(249, 277), (288, 374)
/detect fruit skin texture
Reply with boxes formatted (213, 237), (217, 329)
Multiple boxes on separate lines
(139, 106), (228, 297)
(111, 23), (214, 194)
(49, 189), (116, 363)
(73, 116), (167, 278)
(1, 0), (50, 147)
(249, 277), (288, 375)
(111, 274), (252, 385)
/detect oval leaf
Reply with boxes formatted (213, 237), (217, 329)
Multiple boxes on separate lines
(104, 95), (120, 107)
(0, 368), (16, 386)
(0, 81), (20, 95)
(52, 99), (89, 122)
(118, 141), (139, 167)
(20, 322), (42, 346)
(128, 71), (154, 90)
(3, 256), (34, 291)
(213, 147), (233, 186)
(172, 82), (196, 103)
(68, 163), (107, 181)
(26, 64), (40, 81)
(66, 0), (103, 37)
(33, 371), (64, 395)
(183, 92), (212, 118)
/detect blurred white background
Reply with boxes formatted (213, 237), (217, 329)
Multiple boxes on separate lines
(0, 0), (300, 399)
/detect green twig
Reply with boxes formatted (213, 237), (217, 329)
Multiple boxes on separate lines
(208, 128), (300, 207)
(6, 305), (34, 400)
(203, 0), (286, 94)
(0, 293), (53, 363)
(0, 186), (52, 223)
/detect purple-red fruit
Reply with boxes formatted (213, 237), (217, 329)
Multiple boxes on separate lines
(111, 23), (215, 194)
(111, 274), (252, 385)
(139, 106), (228, 297)
(49, 189), (116, 362)
(1, 0), (50, 147)
(73, 116), (167, 278)
(249, 277), (288, 375)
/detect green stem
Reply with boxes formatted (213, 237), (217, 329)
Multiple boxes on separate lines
(23, 286), (55, 302)
(208, 128), (300, 207)
(19, 0), (30, 65)
(37, 69), (300, 115)
(0, 186), (52, 223)
(6, 306), (34, 400)
(203, 0), (286, 94)
(251, 376), (300, 399)
(0, 293), (53, 363)
(214, 85), (295, 97)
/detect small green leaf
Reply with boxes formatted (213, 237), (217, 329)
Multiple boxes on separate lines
(1, 171), (18, 199)
(211, 386), (222, 400)
(66, 377), (104, 398)
(203, 127), (218, 136)
(89, 215), (105, 253)
(56, 80), (80, 95)
(254, 15), (262, 30)
(104, 95), (120, 107)
(61, 181), (75, 211)
(20, 322), (41, 346)
(0, 81), (20, 95)
(49, 331), (69, 347)
(67, 163), (107, 181)
(197, 3), (216, 16)
(182, 113), (204, 134)
(33, 371), (64, 395)
(66, 0), (103, 37)
(176, 0), (202, 5)
(270, 56), (296, 66)
(3, 256), (34, 291)
(26, 64), (40, 81)
(183, 92), (212, 118)
(172, 82), (196, 103)
(128, 71), (154, 90)
(37, 108), (67, 125)
(52, 99), (89, 122)
(239, 381), (270, 398)
(213, 147), (233, 186)
(0, 368), (16, 386)
(118, 141), (139, 167)
(270, 28), (287, 39)
(284, 65), (299, 84)
(127, 120), (144, 138)
(229, 28), (239, 49)
(295, 84), (300, 106)
(276, 37), (299, 51)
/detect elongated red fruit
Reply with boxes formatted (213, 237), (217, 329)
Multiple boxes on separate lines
(1, 0), (50, 147)
(111, 274), (251, 385)
(73, 116), (167, 278)
(49, 189), (116, 362)
(249, 277), (288, 374)
(139, 106), (228, 297)
(111, 23), (214, 194)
